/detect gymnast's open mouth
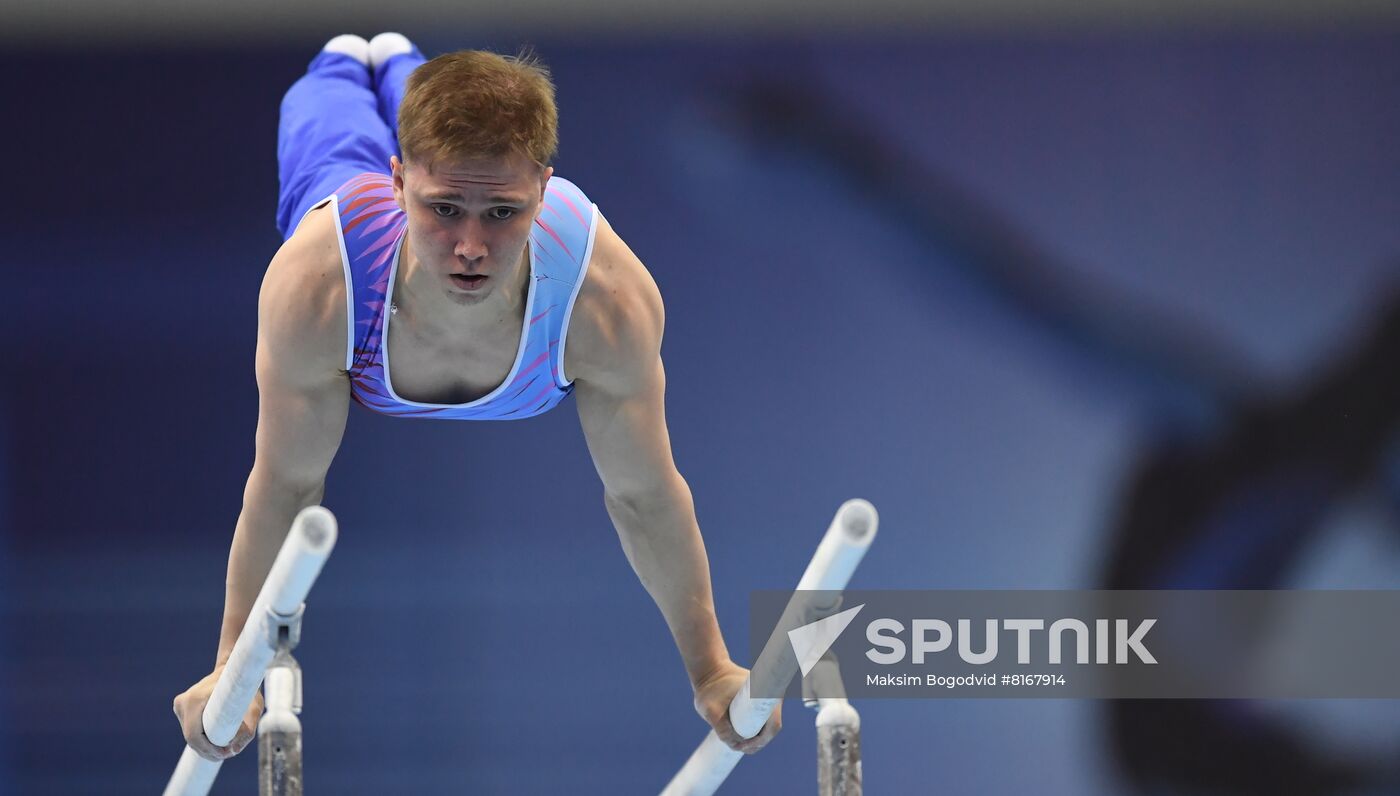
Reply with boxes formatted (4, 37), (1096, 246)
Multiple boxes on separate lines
(450, 274), (488, 290)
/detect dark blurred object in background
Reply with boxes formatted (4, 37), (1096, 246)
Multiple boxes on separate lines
(1102, 283), (1400, 795)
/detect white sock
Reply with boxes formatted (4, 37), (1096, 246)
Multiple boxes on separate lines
(368, 32), (414, 70)
(323, 34), (370, 66)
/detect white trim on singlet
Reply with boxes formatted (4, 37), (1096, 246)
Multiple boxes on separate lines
(295, 194), (356, 373)
(379, 239), (540, 409)
(556, 204), (601, 388)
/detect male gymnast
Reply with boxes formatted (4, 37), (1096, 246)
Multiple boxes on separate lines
(172, 32), (781, 763)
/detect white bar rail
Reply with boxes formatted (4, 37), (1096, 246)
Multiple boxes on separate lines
(163, 505), (339, 796)
(661, 499), (878, 796)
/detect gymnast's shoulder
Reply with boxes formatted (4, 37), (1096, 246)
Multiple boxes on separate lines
(257, 204), (349, 382)
(564, 212), (665, 389)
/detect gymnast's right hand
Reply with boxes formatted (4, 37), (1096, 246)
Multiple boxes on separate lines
(172, 666), (265, 761)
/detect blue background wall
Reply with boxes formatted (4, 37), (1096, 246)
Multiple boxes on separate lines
(6, 29), (1400, 794)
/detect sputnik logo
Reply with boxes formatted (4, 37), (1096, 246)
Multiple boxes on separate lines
(787, 604), (866, 677)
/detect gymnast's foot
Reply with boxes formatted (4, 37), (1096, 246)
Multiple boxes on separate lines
(368, 32), (415, 71)
(322, 34), (370, 66)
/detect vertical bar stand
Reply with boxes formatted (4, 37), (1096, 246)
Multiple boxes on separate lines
(804, 652), (861, 796)
(259, 606), (306, 796)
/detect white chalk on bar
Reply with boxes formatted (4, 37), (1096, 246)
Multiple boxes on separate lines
(661, 499), (878, 796)
(796, 498), (877, 592)
(164, 747), (220, 796)
(162, 505), (338, 796)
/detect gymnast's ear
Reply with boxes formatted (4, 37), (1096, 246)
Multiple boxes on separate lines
(537, 163), (553, 196)
(390, 156), (407, 211)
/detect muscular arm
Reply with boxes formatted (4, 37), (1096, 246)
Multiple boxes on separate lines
(215, 208), (350, 664)
(572, 218), (729, 687)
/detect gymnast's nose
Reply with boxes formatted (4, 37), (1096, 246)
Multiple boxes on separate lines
(455, 218), (488, 262)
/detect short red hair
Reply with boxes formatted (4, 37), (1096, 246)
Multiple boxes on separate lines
(397, 49), (559, 168)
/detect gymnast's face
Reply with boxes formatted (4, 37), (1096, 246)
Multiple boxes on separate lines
(390, 151), (552, 306)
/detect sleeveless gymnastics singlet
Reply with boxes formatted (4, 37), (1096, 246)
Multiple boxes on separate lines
(310, 172), (598, 420)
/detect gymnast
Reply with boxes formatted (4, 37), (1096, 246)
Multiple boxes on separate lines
(171, 32), (781, 763)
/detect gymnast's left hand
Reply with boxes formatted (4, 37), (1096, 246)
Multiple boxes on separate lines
(692, 659), (782, 754)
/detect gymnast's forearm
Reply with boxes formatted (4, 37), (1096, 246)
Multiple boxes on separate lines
(214, 468), (324, 666)
(605, 478), (731, 687)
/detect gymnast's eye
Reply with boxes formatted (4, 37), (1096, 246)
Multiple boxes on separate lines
(432, 204), (458, 218)
(489, 207), (516, 221)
